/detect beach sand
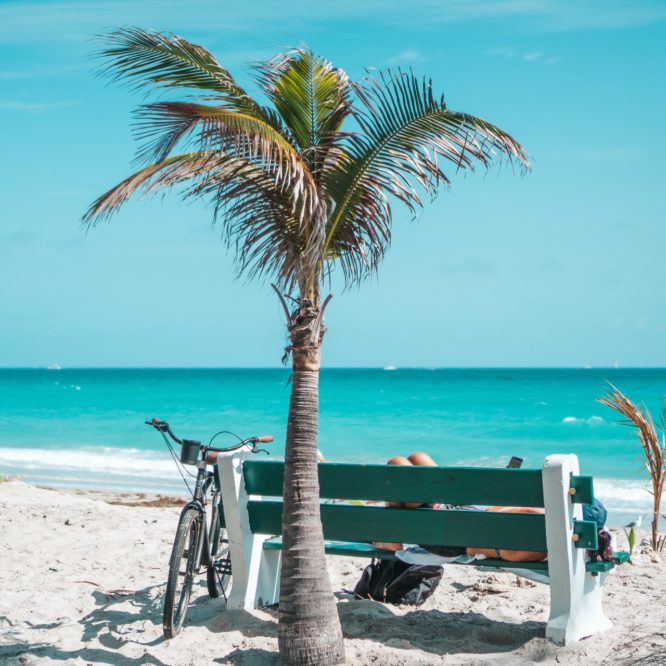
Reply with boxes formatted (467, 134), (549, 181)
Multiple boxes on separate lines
(1, 480), (664, 665)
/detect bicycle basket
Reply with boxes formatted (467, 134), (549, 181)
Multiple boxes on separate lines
(180, 440), (200, 466)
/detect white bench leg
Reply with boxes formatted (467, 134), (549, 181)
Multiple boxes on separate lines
(542, 455), (613, 644)
(256, 548), (281, 607)
(216, 452), (281, 610)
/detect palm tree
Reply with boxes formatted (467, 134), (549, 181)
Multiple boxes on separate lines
(84, 28), (529, 665)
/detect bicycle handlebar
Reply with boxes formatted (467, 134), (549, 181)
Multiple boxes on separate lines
(145, 418), (184, 444)
(146, 417), (273, 453)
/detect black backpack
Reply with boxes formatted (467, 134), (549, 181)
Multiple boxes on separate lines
(352, 558), (443, 606)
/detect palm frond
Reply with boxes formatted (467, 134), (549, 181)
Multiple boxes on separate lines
(254, 49), (350, 171)
(598, 385), (664, 486)
(598, 384), (666, 550)
(322, 69), (530, 283)
(129, 101), (324, 266)
(82, 152), (213, 224)
(83, 151), (282, 225)
(82, 151), (306, 290)
(324, 179), (392, 285)
(95, 27), (259, 116)
(176, 157), (307, 290)
(133, 102), (297, 168)
(131, 102), (201, 165)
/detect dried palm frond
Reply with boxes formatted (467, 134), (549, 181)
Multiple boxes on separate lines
(598, 384), (665, 550)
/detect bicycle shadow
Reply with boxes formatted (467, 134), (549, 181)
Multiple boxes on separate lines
(9, 577), (279, 665)
(79, 581), (276, 645)
(80, 581), (278, 656)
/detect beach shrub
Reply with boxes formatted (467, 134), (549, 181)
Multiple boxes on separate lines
(598, 385), (665, 552)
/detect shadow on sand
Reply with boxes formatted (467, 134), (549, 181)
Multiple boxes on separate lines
(7, 579), (281, 666)
(337, 599), (544, 654)
(7, 581), (544, 664)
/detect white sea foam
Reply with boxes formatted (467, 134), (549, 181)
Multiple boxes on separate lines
(562, 415), (604, 424)
(453, 455), (509, 468)
(594, 478), (652, 510)
(0, 446), (176, 479)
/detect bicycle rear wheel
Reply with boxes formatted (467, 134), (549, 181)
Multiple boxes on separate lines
(206, 503), (232, 598)
(163, 507), (201, 638)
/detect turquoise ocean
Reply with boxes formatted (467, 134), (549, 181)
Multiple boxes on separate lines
(1, 368), (664, 526)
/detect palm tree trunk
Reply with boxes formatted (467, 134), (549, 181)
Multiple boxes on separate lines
(278, 300), (345, 666)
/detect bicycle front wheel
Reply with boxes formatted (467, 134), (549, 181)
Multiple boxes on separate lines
(163, 507), (202, 639)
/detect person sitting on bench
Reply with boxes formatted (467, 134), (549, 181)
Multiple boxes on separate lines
(375, 451), (612, 563)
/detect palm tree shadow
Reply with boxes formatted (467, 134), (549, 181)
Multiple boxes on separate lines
(337, 600), (544, 655)
(214, 647), (280, 665)
(81, 585), (164, 646)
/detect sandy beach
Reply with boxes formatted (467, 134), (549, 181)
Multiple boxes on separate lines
(1, 479), (664, 666)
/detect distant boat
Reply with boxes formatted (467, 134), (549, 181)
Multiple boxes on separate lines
(383, 365), (397, 371)
(47, 364), (62, 370)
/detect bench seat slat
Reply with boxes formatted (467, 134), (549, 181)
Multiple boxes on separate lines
(263, 538), (625, 574)
(263, 537), (551, 570)
(263, 537), (399, 559)
(243, 460), (545, 507)
(248, 500), (548, 551)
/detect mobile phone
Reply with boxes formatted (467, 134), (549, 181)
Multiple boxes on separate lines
(506, 456), (523, 469)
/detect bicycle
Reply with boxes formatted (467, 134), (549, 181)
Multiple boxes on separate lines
(145, 417), (273, 638)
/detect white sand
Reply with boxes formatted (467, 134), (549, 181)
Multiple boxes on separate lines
(1, 480), (665, 665)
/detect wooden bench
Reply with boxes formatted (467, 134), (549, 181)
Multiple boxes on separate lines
(213, 453), (628, 645)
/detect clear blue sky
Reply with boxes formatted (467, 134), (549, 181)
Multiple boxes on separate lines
(1, 0), (664, 368)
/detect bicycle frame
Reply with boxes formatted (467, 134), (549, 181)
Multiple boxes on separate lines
(180, 458), (220, 573)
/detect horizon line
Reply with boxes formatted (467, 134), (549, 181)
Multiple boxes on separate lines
(2, 366), (665, 371)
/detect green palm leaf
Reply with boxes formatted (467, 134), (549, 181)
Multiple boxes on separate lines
(96, 27), (260, 116)
(323, 69), (530, 282)
(255, 49), (350, 173)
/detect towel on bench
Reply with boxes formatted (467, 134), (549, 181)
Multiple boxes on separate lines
(395, 546), (551, 585)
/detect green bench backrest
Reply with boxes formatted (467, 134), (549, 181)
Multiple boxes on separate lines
(245, 460), (547, 506)
(234, 460), (597, 552)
